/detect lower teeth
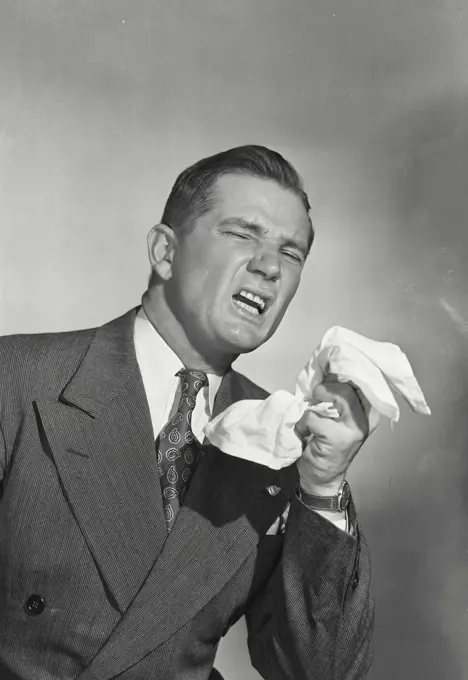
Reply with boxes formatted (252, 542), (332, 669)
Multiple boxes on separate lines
(234, 299), (259, 315)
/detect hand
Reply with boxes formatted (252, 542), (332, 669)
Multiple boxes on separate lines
(295, 376), (378, 495)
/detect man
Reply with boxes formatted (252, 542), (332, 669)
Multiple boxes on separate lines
(0, 145), (374, 680)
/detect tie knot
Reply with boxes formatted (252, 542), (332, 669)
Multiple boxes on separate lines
(176, 368), (208, 398)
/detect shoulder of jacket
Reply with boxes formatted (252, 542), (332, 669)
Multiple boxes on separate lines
(0, 326), (95, 361)
(0, 326), (97, 397)
(229, 369), (270, 401)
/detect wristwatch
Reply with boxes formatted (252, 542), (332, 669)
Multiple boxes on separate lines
(299, 479), (351, 513)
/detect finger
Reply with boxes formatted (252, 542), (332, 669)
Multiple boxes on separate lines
(322, 372), (339, 383)
(353, 386), (380, 434)
(336, 382), (379, 435)
(294, 409), (328, 442)
(323, 374), (372, 410)
(313, 381), (368, 434)
(324, 373), (365, 401)
(313, 382), (357, 417)
(350, 384), (371, 417)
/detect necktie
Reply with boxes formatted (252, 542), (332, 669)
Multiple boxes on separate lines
(157, 368), (208, 531)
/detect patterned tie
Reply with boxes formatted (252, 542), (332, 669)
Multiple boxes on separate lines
(157, 368), (208, 531)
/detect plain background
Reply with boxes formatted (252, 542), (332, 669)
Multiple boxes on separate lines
(1, 1), (468, 678)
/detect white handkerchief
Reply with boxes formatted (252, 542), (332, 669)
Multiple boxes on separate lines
(204, 326), (430, 470)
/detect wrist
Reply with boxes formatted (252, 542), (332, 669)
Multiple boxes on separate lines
(298, 495), (346, 520)
(297, 479), (352, 514)
(299, 475), (345, 497)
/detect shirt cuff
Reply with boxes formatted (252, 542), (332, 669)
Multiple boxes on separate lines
(313, 508), (348, 532)
(295, 488), (351, 533)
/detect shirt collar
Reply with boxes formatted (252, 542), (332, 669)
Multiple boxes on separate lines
(134, 306), (223, 413)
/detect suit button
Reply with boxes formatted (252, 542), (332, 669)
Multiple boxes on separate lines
(24, 595), (45, 616)
(352, 572), (360, 589)
(266, 485), (281, 496)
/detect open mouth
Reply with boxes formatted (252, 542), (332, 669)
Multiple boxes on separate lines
(232, 289), (269, 317)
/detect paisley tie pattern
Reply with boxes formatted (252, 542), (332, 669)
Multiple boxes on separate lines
(157, 368), (208, 532)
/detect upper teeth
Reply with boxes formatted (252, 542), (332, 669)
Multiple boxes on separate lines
(239, 290), (266, 310)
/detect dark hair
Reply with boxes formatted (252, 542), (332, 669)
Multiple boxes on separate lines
(161, 144), (314, 246)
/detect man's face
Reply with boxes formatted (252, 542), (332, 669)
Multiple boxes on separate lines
(165, 173), (312, 357)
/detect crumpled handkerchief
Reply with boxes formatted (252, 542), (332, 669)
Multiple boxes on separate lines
(204, 326), (431, 470)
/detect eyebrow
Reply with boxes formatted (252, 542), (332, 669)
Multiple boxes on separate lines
(219, 217), (310, 257)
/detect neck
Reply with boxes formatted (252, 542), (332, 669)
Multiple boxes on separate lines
(141, 287), (236, 375)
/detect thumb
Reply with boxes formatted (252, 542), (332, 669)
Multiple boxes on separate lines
(311, 380), (355, 424)
(313, 383), (334, 403)
(294, 408), (329, 442)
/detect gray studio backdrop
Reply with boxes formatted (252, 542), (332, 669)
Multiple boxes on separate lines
(1, 1), (467, 678)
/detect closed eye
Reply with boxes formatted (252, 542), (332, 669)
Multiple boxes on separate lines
(282, 250), (305, 264)
(225, 230), (253, 240)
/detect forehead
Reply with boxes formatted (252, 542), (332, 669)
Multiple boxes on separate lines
(210, 173), (311, 241)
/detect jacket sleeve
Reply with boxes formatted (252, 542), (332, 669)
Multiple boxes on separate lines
(245, 492), (374, 680)
(0, 419), (5, 497)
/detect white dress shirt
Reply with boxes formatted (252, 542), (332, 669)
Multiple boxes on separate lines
(134, 308), (223, 441)
(134, 307), (347, 532)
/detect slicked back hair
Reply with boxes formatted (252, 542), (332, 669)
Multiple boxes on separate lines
(160, 144), (314, 246)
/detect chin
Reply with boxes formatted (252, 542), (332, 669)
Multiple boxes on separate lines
(218, 327), (269, 355)
(230, 341), (261, 355)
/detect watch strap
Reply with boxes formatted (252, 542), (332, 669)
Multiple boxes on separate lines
(299, 480), (351, 512)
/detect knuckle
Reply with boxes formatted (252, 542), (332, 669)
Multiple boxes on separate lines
(314, 383), (338, 399)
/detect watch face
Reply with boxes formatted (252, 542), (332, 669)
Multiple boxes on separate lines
(339, 482), (351, 510)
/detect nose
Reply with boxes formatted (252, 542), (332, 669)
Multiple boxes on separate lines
(247, 246), (281, 281)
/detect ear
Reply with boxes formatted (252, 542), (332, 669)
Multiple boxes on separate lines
(147, 224), (178, 281)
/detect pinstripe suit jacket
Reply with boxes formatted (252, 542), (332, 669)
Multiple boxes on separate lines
(0, 308), (374, 680)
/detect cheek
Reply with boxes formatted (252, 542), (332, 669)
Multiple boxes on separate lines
(265, 273), (301, 330)
(279, 270), (302, 306)
(172, 249), (206, 294)
(198, 249), (237, 297)
(172, 254), (227, 313)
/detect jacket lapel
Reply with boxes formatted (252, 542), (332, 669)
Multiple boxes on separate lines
(77, 369), (298, 680)
(35, 309), (168, 614)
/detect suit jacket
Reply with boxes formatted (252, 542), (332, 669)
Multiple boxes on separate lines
(0, 308), (374, 680)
